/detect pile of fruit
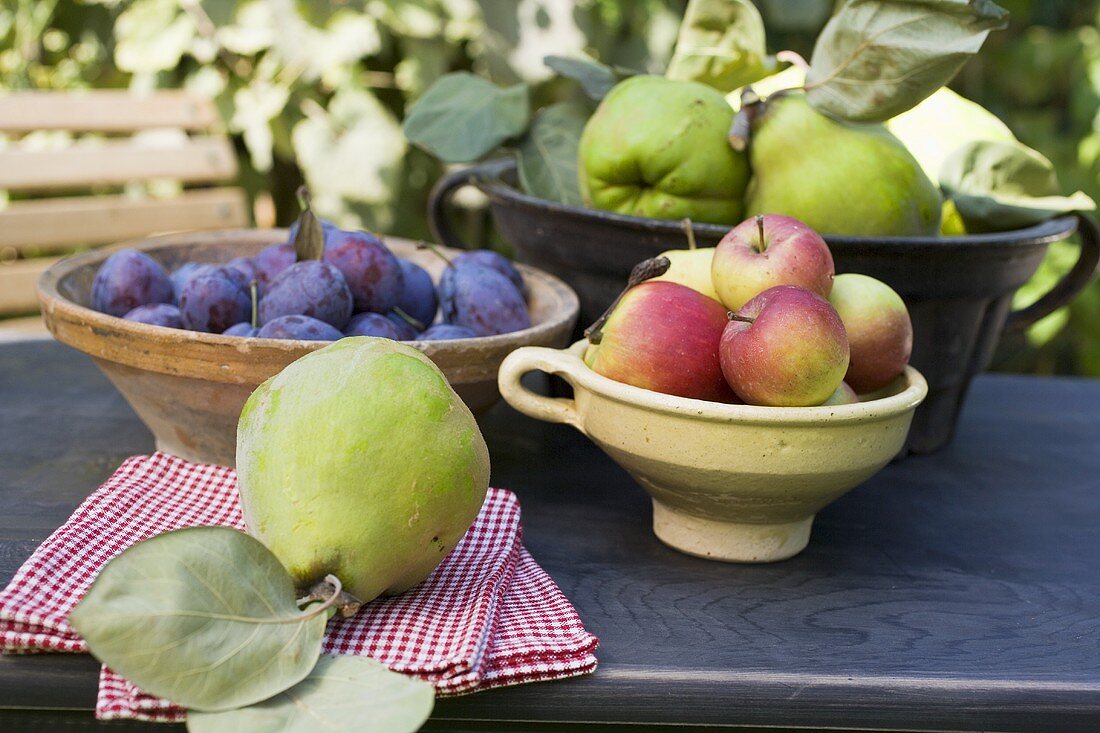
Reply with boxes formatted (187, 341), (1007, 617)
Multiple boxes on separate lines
(584, 214), (912, 407)
(404, 0), (1092, 238)
(88, 220), (531, 342)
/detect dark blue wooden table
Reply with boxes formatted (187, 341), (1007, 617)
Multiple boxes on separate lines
(1, 340), (1098, 731)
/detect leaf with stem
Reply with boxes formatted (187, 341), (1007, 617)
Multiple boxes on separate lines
(68, 526), (337, 712)
(805, 0), (1009, 123)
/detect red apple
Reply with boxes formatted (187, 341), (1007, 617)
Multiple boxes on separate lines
(719, 285), (850, 406)
(711, 214), (835, 310)
(584, 280), (737, 403)
(828, 273), (913, 393)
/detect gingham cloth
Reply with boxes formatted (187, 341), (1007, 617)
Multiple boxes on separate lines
(0, 453), (598, 722)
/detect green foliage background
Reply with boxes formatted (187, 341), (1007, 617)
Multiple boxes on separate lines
(3, 0), (1099, 375)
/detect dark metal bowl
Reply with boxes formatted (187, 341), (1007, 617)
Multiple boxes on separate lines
(430, 159), (1099, 454)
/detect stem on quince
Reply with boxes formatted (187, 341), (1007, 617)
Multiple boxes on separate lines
(584, 256), (671, 345)
(728, 89), (761, 152)
(298, 575), (363, 619)
(681, 218), (697, 251)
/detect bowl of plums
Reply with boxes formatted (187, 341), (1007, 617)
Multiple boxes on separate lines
(37, 209), (579, 468)
(499, 217), (928, 563)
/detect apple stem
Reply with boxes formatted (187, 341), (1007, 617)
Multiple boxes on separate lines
(298, 575), (363, 619)
(417, 241), (454, 268)
(681, 218), (697, 251)
(584, 256), (671, 344)
(728, 312), (755, 324)
(754, 215), (767, 253)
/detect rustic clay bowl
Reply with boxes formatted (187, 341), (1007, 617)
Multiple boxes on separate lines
(499, 341), (928, 563)
(37, 229), (579, 467)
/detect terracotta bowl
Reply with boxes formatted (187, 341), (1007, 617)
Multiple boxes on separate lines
(499, 341), (928, 563)
(37, 229), (579, 467)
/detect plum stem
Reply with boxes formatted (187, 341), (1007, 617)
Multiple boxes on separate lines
(249, 280), (258, 328)
(584, 256), (671, 344)
(728, 312), (755, 324)
(417, 242), (454, 268)
(391, 306), (425, 331)
(681, 218), (697, 251)
(297, 575), (363, 619)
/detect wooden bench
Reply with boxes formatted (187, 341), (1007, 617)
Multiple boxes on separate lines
(0, 91), (249, 334)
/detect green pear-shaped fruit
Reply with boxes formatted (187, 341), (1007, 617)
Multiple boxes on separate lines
(744, 93), (942, 237)
(579, 75), (749, 225)
(236, 337), (490, 602)
(887, 87), (1015, 185)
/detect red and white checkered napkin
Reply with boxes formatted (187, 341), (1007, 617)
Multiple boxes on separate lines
(0, 453), (598, 723)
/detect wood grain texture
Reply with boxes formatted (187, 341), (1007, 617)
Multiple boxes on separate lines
(0, 137), (237, 191)
(0, 91), (218, 133)
(0, 341), (1099, 732)
(0, 189), (248, 252)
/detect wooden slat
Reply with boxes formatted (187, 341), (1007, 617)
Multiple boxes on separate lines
(0, 257), (58, 316)
(0, 91), (218, 133)
(0, 137), (238, 191)
(0, 189), (249, 252)
(0, 315), (50, 342)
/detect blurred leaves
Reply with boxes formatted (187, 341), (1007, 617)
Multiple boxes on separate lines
(516, 101), (589, 205)
(543, 55), (621, 100)
(666, 0), (773, 93)
(403, 72), (530, 163)
(940, 139), (1096, 231)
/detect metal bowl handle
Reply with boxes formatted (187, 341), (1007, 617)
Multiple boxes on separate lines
(1007, 212), (1100, 331)
(427, 160), (512, 251)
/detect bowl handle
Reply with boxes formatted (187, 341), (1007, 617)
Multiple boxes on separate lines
(428, 160), (512, 251)
(498, 346), (586, 432)
(1006, 212), (1100, 331)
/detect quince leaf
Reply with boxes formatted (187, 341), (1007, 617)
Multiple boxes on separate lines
(543, 55), (623, 101)
(666, 0), (773, 93)
(403, 72), (529, 163)
(186, 656), (434, 733)
(806, 0), (1009, 123)
(940, 140), (1097, 232)
(517, 102), (589, 206)
(68, 526), (326, 713)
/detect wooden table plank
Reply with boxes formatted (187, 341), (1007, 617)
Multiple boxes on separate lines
(0, 341), (1098, 731)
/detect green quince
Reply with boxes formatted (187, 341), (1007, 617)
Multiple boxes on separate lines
(578, 75), (749, 225)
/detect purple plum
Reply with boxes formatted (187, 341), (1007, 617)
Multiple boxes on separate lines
(395, 259), (438, 327)
(417, 324), (478, 341)
(224, 322), (259, 337)
(122, 303), (183, 329)
(178, 267), (252, 333)
(439, 264), (530, 337)
(385, 312), (420, 340)
(92, 249), (174, 317)
(323, 230), (404, 313)
(257, 315), (342, 341)
(344, 312), (401, 339)
(259, 260), (353, 329)
(253, 243), (296, 292)
(453, 250), (526, 298)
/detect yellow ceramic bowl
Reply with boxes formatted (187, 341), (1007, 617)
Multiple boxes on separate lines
(499, 341), (928, 563)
